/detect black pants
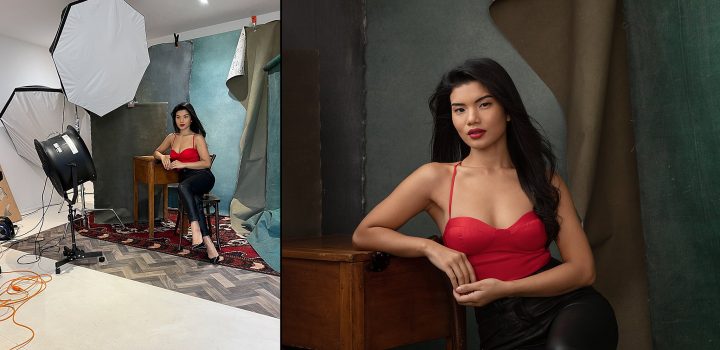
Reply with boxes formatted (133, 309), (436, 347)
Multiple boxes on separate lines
(177, 168), (215, 236)
(474, 259), (618, 350)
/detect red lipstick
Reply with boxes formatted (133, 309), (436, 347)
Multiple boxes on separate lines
(468, 128), (486, 139)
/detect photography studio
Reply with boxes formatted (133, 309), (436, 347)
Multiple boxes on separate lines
(0, 0), (279, 348)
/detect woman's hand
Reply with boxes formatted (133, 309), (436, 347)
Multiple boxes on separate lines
(453, 278), (509, 307)
(424, 241), (476, 289)
(160, 155), (171, 170)
(169, 160), (185, 170)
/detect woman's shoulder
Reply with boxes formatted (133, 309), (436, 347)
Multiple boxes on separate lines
(409, 162), (457, 182)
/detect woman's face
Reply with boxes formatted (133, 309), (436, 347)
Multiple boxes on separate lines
(175, 109), (192, 132)
(450, 81), (509, 150)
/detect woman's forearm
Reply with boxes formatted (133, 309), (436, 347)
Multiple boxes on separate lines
(352, 226), (434, 258)
(503, 261), (595, 297)
(153, 150), (165, 160)
(179, 160), (211, 170)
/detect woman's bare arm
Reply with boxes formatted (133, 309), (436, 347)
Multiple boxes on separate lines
(154, 134), (173, 169)
(353, 163), (476, 288)
(153, 134), (173, 159)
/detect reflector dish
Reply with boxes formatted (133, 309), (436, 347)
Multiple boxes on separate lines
(34, 125), (96, 198)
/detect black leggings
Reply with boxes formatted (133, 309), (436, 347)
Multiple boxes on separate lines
(474, 259), (618, 350)
(177, 168), (215, 236)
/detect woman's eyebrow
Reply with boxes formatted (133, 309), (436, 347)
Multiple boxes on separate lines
(451, 94), (493, 106)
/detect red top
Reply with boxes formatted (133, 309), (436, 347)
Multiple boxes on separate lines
(169, 134), (200, 163)
(443, 162), (550, 281)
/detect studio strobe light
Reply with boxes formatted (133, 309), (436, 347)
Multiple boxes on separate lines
(0, 216), (15, 241)
(35, 126), (105, 273)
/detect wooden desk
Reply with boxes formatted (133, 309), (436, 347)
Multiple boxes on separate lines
(133, 156), (179, 238)
(282, 235), (466, 350)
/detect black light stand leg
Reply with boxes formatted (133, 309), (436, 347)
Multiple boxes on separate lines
(54, 202), (106, 274)
(54, 165), (105, 274)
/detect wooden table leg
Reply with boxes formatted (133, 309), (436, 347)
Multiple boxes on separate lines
(163, 185), (169, 220)
(148, 170), (155, 239)
(133, 174), (138, 226)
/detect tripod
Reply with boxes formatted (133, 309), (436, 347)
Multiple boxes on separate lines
(54, 164), (105, 274)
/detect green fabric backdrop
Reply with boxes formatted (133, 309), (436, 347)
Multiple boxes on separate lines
(624, 0), (720, 347)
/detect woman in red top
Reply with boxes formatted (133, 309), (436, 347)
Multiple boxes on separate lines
(353, 58), (617, 349)
(154, 102), (222, 264)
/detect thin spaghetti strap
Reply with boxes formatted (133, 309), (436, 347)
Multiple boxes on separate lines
(192, 134), (195, 148)
(448, 162), (461, 218)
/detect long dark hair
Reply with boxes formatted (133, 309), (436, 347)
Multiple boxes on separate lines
(171, 102), (207, 137)
(428, 58), (560, 245)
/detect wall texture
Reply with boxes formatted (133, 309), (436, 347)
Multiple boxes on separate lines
(135, 41), (193, 133)
(282, 0), (366, 235)
(624, 0), (720, 348)
(92, 103), (167, 222)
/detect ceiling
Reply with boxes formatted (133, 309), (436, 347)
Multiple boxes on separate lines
(0, 0), (279, 48)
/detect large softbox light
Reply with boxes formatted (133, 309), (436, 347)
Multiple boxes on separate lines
(0, 86), (91, 168)
(50, 0), (149, 116)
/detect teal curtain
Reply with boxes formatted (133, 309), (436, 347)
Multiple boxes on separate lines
(245, 55), (280, 272)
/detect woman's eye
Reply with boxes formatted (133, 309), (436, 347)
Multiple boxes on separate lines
(479, 102), (491, 108)
(453, 108), (465, 114)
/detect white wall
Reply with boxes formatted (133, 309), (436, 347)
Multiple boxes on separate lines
(0, 34), (64, 213)
(147, 11), (280, 46)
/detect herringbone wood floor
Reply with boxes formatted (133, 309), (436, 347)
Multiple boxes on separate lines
(12, 224), (280, 318)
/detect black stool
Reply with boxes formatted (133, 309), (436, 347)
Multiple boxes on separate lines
(174, 193), (221, 253)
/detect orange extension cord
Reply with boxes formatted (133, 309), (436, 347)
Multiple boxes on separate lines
(0, 270), (53, 350)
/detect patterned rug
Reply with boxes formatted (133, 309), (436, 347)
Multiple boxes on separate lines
(76, 212), (279, 276)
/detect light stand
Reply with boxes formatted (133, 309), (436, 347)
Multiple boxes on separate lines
(35, 125), (104, 274)
(54, 164), (105, 274)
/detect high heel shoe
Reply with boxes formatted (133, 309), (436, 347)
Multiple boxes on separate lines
(208, 255), (224, 264)
(191, 242), (206, 251)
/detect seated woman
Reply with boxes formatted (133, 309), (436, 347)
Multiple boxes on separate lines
(353, 58), (618, 349)
(154, 102), (222, 264)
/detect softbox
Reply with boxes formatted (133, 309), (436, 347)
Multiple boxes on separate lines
(50, 0), (149, 116)
(0, 86), (91, 168)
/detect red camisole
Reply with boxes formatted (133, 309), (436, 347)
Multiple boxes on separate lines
(169, 134), (200, 163)
(443, 162), (550, 281)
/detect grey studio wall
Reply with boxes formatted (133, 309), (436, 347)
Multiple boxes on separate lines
(282, 0), (366, 237)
